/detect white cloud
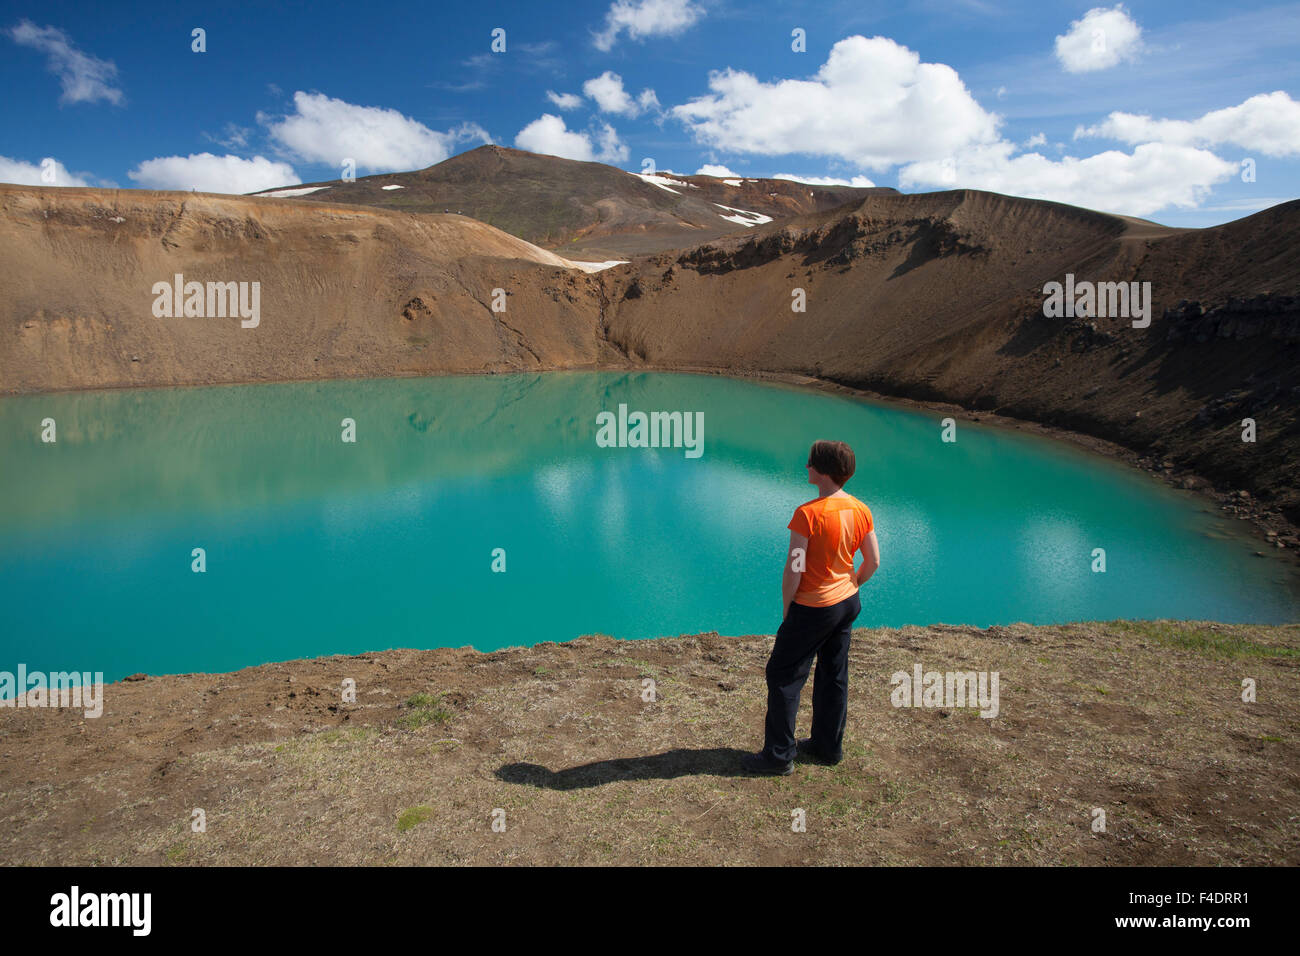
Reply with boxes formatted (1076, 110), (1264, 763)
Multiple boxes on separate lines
(593, 0), (704, 51)
(582, 71), (659, 117)
(262, 91), (491, 173)
(515, 114), (596, 161)
(695, 167), (878, 188)
(0, 155), (91, 187)
(514, 115), (628, 163)
(128, 153), (300, 194)
(546, 90), (584, 110)
(773, 173), (876, 187)
(899, 141), (1237, 217)
(7, 20), (123, 105)
(1054, 5), (1143, 73)
(660, 23), (1260, 219)
(596, 123), (629, 163)
(1076, 91), (1300, 158)
(672, 35), (1000, 170)
(584, 72), (635, 114)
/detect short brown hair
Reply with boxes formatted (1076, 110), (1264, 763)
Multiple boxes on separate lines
(807, 440), (856, 486)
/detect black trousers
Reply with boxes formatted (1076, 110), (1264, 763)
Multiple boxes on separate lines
(763, 590), (861, 763)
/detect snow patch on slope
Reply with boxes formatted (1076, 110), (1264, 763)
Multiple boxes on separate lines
(567, 259), (629, 273)
(260, 186), (331, 198)
(633, 172), (698, 195)
(715, 203), (774, 227)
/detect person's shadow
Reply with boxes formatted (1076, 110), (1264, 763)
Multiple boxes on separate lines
(496, 748), (754, 790)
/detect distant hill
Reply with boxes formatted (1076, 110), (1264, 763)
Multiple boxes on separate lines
(249, 144), (891, 259)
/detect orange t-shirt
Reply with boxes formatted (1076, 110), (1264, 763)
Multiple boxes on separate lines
(788, 493), (874, 607)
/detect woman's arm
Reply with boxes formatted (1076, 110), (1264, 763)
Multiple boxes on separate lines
(783, 530), (808, 619)
(856, 530), (881, 586)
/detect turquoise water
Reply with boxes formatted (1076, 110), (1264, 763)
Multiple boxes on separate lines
(0, 371), (1296, 683)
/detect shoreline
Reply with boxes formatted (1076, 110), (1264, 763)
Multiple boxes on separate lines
(7, 359), (1296, 564)
(661, 365), (1300, 565)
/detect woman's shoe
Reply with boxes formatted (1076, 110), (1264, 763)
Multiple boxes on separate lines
(796, 738), (842, 765)
(741, 751), (794, 775)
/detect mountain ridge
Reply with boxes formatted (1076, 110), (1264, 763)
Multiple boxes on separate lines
(249, 143), (894, 258)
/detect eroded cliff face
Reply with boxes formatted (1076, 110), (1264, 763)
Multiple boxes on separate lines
(599, 192), (1300, 522)
(0, 185), (613, 394)
(3, 183), (1298, 522)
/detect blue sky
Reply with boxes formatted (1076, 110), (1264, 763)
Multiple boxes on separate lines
(1, 0), (1297, 226)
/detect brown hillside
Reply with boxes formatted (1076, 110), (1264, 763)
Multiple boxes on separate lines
(0, 185), (615, 393)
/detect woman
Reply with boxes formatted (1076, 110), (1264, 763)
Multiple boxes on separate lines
(742, 439), (881, 775)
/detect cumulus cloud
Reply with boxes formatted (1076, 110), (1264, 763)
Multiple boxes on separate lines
(669, 29), (1242, 217)
(596, 123), (630, 162)
(7, 20), (123, 105)
(261, 91), (491, 173)
(593, 0), (704, 51)
(672, 35), (1000, 170)
(1076, 91), (1300, 158)
(128, 153), (300, 194)
(697, 167), (876, 187)
(0, 155), (91, 187)
(774, 173), (876, 187)
(900, 141), (1237, 217)
(696, 164), (740, 177)
(546, 90), (584, 110)
(583, 71), (659, 117)
(584, 72), (635, 114)
(515, 114), (594, 161)
(514, 114), (627, 163)
(1054, 5), (1143, 73)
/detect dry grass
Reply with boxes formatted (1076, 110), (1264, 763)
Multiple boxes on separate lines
(1, 620), (1296, 866)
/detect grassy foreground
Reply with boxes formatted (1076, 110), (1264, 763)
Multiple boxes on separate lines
(1, 620), (1296, 866)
